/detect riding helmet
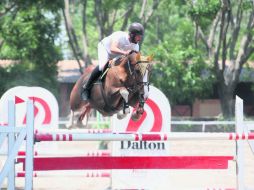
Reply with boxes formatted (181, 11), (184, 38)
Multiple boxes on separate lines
(128, 22), (144, 36)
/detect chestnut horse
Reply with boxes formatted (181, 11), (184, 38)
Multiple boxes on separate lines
(69, 51), (152, 126)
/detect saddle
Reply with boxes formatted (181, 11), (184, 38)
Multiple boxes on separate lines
(99, 57), (122, 80)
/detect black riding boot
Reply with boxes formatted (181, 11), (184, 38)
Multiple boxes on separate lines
(81, 66), (101, 101)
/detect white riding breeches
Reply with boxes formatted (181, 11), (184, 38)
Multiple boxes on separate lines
(98, 42), (109, 71)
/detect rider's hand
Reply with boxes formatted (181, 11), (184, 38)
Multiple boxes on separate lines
(124, 50), (132, 55)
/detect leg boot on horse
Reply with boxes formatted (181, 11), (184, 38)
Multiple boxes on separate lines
(81, 65), (102, 101)
(131, 93), (145, 121)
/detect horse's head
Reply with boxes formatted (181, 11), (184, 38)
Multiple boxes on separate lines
(125, 51), (153, 79)
(127, 50), (141, 65)
(109, 50), (153, 92)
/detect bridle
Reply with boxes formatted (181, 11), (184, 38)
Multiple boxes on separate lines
(109, 50), (152, 112)
(125, 51), (152, 93)
(110, 50), (152, 94)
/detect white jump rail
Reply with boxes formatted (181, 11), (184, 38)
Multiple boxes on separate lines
(0, 100), (34, 190)
(34, 130), (254, 141)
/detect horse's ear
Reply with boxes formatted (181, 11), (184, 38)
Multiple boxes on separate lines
(147, 54), (154, 62)
(135, 53), (141, 62)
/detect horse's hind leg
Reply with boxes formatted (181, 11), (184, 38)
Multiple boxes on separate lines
(66, 110), (75, 129)
(77, 104), (91, 128)
(77, 112), (89, 128)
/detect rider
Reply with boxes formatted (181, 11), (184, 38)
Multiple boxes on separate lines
(81, 22), (144, 101)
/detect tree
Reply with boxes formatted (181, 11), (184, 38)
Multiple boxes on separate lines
(188, 0), (254, 118)
(0, 0), (63, 96)
(62, 0), (160, 72)
(145, 1), (215, 107)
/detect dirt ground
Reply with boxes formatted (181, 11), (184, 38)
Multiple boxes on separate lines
(1, 140), (254, 190)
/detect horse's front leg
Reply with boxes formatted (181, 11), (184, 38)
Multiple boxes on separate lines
(120, 88), (130, 114)
(131, 93), (145, 121)
(117, 88), (130, 119)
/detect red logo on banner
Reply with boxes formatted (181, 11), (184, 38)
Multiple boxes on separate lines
(126, 98), (162, 132)
(15, 96), (52, 125)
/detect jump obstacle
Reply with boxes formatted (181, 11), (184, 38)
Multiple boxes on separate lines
(0, 96), (254, 190)
(33, 129), (254, 141)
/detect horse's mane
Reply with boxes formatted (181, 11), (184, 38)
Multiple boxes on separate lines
(111, 56), (126, 66)
(113, 51), (138, 67)
(82, 51), (138, 75)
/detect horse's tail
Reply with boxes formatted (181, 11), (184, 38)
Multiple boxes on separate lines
(70, 77), (84, 111)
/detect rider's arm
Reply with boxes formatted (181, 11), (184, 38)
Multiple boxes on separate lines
(110, 39), (130, 55)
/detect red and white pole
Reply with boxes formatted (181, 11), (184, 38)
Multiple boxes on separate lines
(34, 130), (254, 142)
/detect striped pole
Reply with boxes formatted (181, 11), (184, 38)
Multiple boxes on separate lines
(34, 130), (254, 142)
(16, 171), (111, 178)
(17, 156), (234, 170)
(16, 150), (110, 157)
(34, 128), (112, 134)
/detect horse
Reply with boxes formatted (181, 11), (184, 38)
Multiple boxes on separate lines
(69, 51), (152, 127)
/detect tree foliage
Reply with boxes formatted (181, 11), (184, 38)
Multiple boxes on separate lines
(62, 0), (213, 106)
(0, 0), (63, 96)
(187, 0), (254, 118)
(1, 0), (253, 119)
(142, 1), (214, 105)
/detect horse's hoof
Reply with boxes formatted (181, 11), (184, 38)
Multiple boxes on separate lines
(131, 113), (142, 121)
(117, 113), (127, 120)
(65, 124), (73, 129)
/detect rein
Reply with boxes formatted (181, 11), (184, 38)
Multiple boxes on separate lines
(127, 59), (134, 76)
(126, 52), (151, 93)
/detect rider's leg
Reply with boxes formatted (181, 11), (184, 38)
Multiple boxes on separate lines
(81, 42), (108, 101)
(81, 65), (101, 101)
